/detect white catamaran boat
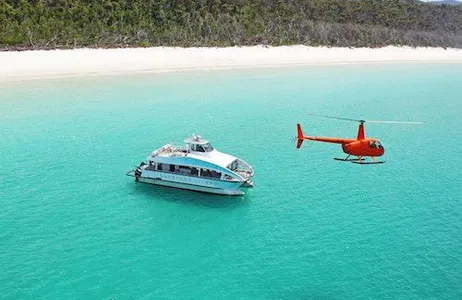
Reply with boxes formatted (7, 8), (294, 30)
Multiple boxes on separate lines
(127, 135), (254, 195)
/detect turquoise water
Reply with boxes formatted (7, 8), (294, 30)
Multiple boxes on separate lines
(1, 64), (461, 299)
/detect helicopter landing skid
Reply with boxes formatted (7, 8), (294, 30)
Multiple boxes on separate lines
(333, 157), (364, 162)
(334, 156), (385, 164)
(351, 160), (385, 165)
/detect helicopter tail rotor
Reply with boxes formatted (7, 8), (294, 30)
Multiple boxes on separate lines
(296, 123), (304, 149)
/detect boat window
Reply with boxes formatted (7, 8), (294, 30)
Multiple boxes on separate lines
(228, 160), (238, 171)
(191, 167), (199, 176)
(201, 168), (211, 177)
(146, 165), (155, 171)
(159, 164), (171, 172)
(175, 165), (187, 174)
(202, 143), (214, 152)
(195, 145), (205, 152)
(211, 170), (221, 178)
(227, 159), (252, 173)
(200, 168), (221, 179)
(224, 174), (234, 181)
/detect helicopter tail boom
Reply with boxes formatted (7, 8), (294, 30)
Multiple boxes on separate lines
(297, 123), (355, 146)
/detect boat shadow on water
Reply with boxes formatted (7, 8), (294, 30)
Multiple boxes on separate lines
(130, 182), (251, 209)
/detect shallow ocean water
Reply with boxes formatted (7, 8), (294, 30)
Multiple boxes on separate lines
(1, 63), (461, 299)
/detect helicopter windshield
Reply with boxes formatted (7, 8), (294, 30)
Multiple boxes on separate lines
(375, 141), (383, 149)
(369, 140), (384, 149)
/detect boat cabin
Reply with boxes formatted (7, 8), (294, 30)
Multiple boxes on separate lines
(184, 135), (214, 153)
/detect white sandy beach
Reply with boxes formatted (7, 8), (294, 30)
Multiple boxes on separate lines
(1, 45), (462, 81)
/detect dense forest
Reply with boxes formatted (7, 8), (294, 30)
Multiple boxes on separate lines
(0, 0), (461, 50)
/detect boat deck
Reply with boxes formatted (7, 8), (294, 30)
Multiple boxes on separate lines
(151, 144), (188, 157)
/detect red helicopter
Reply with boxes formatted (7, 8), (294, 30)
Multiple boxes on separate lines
(296, 115), (423, 164)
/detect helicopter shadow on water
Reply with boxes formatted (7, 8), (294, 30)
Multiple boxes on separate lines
(126, 181), (251, 209)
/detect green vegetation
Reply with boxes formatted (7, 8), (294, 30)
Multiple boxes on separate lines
(1, 0), (461, 50)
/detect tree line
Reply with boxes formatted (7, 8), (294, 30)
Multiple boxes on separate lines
(0, 0), (461, 50)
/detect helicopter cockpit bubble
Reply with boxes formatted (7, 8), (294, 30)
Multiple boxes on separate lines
(375, 140), (384, 149)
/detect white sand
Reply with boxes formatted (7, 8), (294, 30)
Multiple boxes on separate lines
(1, 45), (462, 81)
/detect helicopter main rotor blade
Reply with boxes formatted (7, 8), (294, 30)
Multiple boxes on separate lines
(305, 113), (362, 122)
(366, 120), (424, 124)
(306, 113), (423, 124)
(305, 113), (424, 124)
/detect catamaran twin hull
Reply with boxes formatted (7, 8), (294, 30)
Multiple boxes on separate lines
(137, 172), (248, 196)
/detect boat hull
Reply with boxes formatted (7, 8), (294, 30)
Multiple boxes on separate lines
(138, 177), (245, 196)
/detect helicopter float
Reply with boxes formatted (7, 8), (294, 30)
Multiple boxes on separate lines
(296, 114), (423, 164)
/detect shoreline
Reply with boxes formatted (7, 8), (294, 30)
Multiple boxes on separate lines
(1, 45), (462, 82)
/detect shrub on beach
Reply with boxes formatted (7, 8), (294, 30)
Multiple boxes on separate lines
(0, 0), (461, 50)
